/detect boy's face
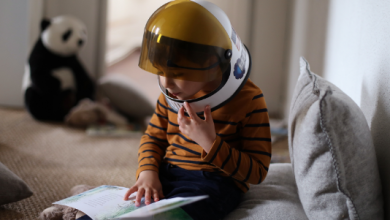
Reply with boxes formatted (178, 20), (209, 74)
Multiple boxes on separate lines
(156, 57), (221, 100)
(159, 75), (208, 100)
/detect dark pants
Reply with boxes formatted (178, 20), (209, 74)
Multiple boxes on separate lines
(77, 163), (242, 220)
(159, 163), (242, 220)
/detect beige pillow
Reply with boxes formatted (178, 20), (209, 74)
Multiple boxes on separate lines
(288, 57), (383, 219)
(0, 162), (33, 205)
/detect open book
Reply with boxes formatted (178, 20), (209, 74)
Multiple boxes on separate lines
(54, 185), (207, 220)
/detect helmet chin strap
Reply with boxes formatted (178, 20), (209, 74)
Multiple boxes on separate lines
(158, 45), (252, 115)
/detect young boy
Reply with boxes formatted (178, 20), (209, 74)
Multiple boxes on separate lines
(121, 1), (272, 219)
(77, 1), (270, 219)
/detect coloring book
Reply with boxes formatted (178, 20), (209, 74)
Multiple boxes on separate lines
(54, 185), (207, 220)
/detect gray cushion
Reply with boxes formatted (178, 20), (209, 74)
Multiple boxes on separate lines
(0, 162), (33, 205)
(288, 57), (383, 219)
(225, 163), (307, 220)
(98, 74), (154, 119)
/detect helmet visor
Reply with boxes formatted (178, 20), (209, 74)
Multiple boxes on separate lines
(138, 1), (232, 82)
(140, 31), (229, 82)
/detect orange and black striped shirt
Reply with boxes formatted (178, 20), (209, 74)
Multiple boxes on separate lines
(136, 79), (271, 192)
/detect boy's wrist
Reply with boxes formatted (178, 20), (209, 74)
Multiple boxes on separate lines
(137, 167), (159, 180)
(139, 170), (159, 180)
(201, 140), (213, 153)
(140, 170), (158, 176)
(200, 135), (217, 154)
(201, 136), (222, 162)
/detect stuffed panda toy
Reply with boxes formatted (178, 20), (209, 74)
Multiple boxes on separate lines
(23, 15), (95, 121)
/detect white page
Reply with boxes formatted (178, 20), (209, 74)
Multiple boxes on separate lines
(53, 185), (207, 220)
(119, 196), (208, 219)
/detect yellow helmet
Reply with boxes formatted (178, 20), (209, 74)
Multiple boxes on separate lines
(139, 0), (251, 113)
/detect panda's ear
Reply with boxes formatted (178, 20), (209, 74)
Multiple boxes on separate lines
(41, 18), (51, 31)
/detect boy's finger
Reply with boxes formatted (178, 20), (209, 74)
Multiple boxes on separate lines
(144, 188), (151, 205)
(153, 190), (160, 202)
(124, 186), (137, 200)
(184, 102), (199, 121)
(178, 107), (189, 125)
(135, 188), (145, 207)
(178, 106), (184, 119)
(204, 105), (213, 122)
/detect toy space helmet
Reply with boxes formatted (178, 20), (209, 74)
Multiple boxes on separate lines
(139, 0), (251, 114)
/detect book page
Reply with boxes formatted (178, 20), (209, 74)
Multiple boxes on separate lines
(53, 185), (207, 220)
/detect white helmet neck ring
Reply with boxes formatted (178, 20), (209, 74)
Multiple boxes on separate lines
(159, 44), (252, 115)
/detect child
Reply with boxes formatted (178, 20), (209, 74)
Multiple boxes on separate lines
(124, 1), (272, 219)
(78, 1), (271, 220)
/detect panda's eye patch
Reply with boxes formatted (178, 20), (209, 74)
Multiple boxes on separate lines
(62, 29), (73, 42)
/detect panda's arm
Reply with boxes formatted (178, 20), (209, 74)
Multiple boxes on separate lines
(29, 65), (61, 93)
(69, 58), (95, 100)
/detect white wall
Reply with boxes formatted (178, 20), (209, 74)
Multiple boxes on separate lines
(0, 0), (41, 107)
(323, 0), (390, 216)
(323, 1), (365, 106)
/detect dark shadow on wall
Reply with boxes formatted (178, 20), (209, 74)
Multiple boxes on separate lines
(370, 94), (390, 218)
(361, 72), (390, 218)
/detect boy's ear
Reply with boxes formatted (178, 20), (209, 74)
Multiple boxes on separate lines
(40, 18), (51, 32)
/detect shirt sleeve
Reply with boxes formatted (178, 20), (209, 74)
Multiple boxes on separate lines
(201, 92), (271, 184)
(136, 94), (170, 179)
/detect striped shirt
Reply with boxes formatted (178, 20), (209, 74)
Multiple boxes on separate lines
(136, 79), (272, 192)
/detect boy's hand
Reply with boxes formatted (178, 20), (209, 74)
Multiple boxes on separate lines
(178, 102), (216, 153)
(123, 170), (164, 206)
